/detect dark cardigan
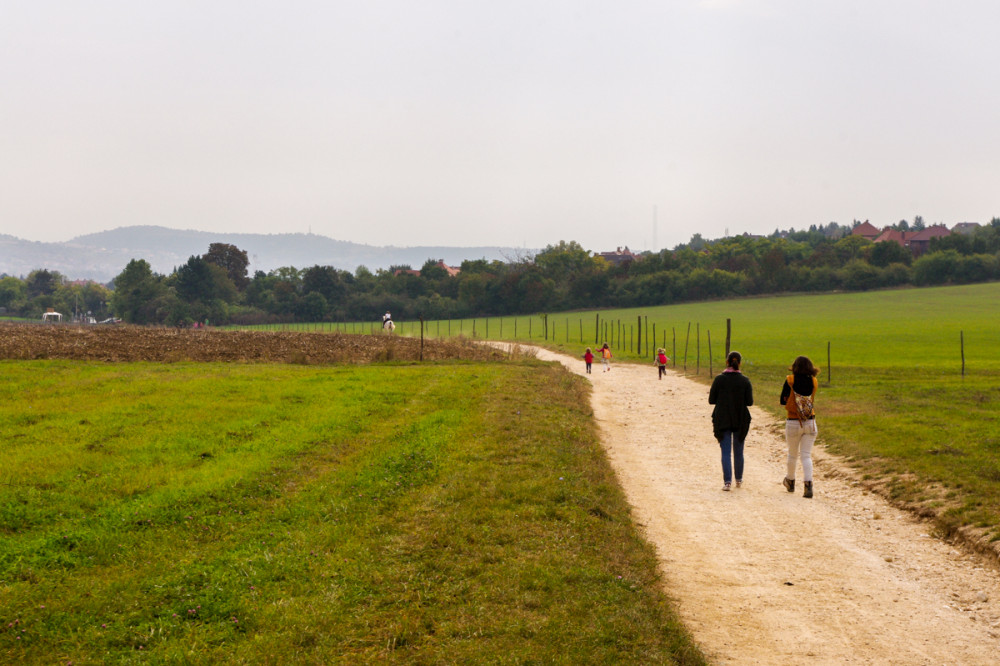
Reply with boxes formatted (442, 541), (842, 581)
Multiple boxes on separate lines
(708, 370), (754, 443)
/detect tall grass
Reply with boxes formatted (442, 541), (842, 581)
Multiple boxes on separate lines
(0, 360), (705, 664)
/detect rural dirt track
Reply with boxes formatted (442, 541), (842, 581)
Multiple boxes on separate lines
(527, 346), (1000, 665)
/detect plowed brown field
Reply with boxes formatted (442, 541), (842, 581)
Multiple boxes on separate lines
(0, 323), (504, 364)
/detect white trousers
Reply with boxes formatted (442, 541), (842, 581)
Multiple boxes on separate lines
(785, 419), (817, 482)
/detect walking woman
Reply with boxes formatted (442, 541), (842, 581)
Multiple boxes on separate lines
(709, 351), (753, 491)
(781, 355), (819, 498)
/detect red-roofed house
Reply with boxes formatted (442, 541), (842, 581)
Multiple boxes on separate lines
(873, 228), (915, 247)
(597, 246), (639, 266)
(392, 260), (461, 278)
(907, 225), (952, 256)
(433, 260), (461, 277)
(851, 221), (881, 241)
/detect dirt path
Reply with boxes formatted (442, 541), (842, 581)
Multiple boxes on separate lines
(528, 347), (1000, 665)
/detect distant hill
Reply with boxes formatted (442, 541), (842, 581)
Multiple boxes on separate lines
(0, 226), (532, 283)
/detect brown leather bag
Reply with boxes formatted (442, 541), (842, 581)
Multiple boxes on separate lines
(787, 375), (815, 425)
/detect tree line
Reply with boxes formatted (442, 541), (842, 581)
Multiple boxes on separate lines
(3, 219), (999, 326)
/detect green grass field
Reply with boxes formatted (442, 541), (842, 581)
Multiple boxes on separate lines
(247, 284), (1000, 544)
(0, 360), (705, 664)
(437, 283), (1000, 543)
(266, 283), (1000, 376)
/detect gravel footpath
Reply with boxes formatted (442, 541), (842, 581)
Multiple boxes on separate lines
(528, 346), (1000, 665)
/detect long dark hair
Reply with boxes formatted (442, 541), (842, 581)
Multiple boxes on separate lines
(726, 351), (742, 370)
(791, 355), (819, 377)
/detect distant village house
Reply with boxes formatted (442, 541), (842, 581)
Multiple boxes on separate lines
(851, 220), (881, 241)
(851, 221), (977, 256)
(596, 246), (640, 266)
(393, 260), (460, 277)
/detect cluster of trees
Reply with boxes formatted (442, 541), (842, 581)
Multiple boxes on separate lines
(621, 219), (1000, 305)
(4, 220), (999, 326)
(0, 269), (111, 321)
(110, 243), (252, 326)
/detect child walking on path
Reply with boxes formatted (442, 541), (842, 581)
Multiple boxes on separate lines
(600, 343), (612, 372)
(583, 347), (594, 374)
(655, 348), (670, 379)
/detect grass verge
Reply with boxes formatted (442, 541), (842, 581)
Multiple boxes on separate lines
(0, 360), (705, 664)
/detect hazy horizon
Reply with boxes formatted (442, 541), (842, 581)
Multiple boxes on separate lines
(3, 1), (998, 251)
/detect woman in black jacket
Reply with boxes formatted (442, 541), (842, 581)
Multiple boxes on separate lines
(708, 351), (754, 491)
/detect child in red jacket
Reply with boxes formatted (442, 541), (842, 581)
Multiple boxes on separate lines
(655, 348), (670, 379)
(583, 347), (594, 374)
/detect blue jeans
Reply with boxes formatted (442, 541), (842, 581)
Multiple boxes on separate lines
(719, 430), (745, 484)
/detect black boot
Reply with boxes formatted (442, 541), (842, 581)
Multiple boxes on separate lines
(803, 481), (813, 499)
(783, 477), (795, 493)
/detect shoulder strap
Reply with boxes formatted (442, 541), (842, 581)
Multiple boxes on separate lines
(787, 375), (804, 422)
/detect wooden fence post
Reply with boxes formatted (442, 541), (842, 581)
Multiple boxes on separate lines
(644, 315), (649, 358)
(696, 323), (701, 375)
(827, 341), (831, 385)
(725, 318), (731, 356)
(708, 331), (713, 376)
(420, 316), (424, 361)
(961, 331), (965, 378)
(683, 322), (691, 372)
(637, 315), (642, 357)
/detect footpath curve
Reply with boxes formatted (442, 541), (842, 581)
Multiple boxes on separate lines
(528, 346), (1000, 665)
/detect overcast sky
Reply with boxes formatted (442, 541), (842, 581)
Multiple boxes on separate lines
(2, 1), (998, 252)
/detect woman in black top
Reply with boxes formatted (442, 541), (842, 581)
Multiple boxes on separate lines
(708, 351), (754, 491)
